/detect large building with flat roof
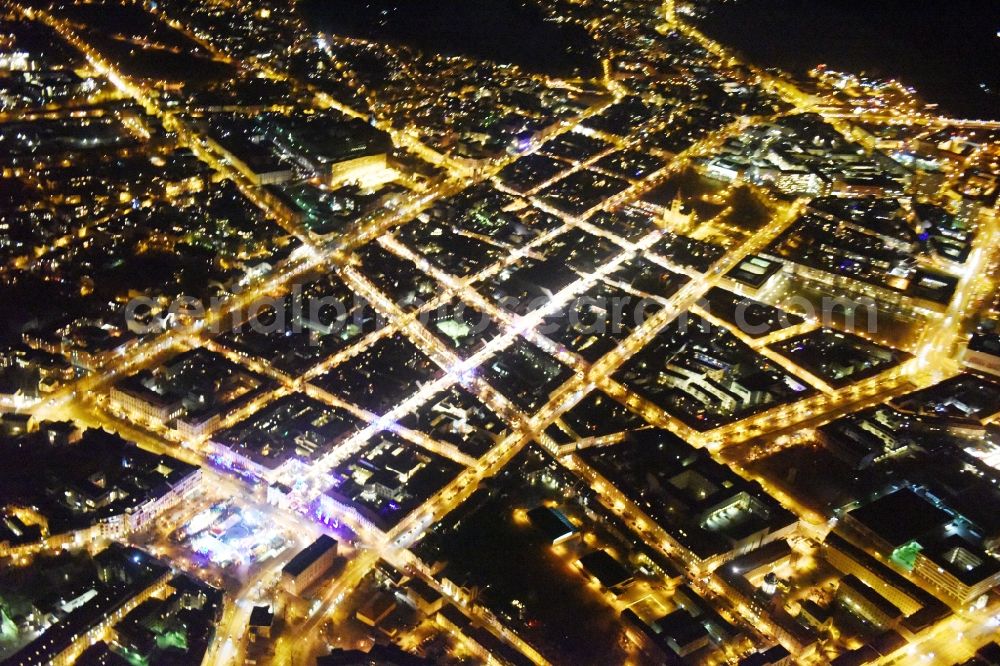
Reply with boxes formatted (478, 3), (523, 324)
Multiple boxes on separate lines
(281, 534), (338, 596)
(840, 487), (1000, 606)
(579, 429), (799, 568)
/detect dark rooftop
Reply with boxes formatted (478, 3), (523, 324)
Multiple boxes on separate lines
(282, 534), (337, 578)
(846, 488), (952, 548)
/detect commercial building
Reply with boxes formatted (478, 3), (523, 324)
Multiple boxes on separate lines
(109, 348), (275, 438)
(965, 328), (1000, 377)
(576, 549), (634, 592)
(835, 574), (904, 629)
(0, 427), (200, 555)
(281, 534), (338, 596)
(319, 432), (463, 534)
(210, 393), (361, 482)
(840, 488), (1000, 606)
(579, 429), (799, 568)
(526, 506), (579, 545)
